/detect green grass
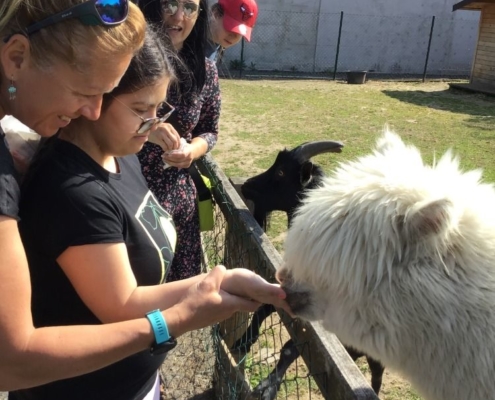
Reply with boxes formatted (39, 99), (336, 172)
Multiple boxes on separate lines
(244, 356), (272, 388)
(214, 79), (495, 182)
(214, 78), (495, 248)
(245, 355), (318, 399)
(213, 78), (495, 400)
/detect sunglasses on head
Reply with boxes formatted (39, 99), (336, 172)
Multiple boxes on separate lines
(3, 0), (129, 43)
(113, 97), (176, 135)
(161, 0), (201, 20)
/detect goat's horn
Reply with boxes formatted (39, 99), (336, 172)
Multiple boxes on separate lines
(294, 140), (344, 161)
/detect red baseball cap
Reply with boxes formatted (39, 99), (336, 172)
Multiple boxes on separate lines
(218, 0), (258, 41)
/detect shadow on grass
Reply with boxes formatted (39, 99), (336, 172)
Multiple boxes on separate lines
(463, 116), (495, 137)
(383, 88), (495, 133)
(383, 88), (494, 113)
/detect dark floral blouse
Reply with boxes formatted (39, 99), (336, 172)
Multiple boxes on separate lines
(138, 58), (221, 281)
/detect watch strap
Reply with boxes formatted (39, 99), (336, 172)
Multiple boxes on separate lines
(150, 337), (177, 355)
(146, 309), (170, 344)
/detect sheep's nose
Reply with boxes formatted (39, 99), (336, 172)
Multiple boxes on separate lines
(276, 267), (290, 284)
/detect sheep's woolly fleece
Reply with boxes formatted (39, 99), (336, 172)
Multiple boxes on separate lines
(281, 130), (495, 400)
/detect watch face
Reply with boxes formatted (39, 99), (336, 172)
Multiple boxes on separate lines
(150, 338), (177, 355)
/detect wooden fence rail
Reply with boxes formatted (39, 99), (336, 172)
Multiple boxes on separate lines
(198, 154), (378, 400)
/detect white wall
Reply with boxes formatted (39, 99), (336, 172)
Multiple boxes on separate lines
(222, 0), (480, 75)
(255, 0), (481, 19)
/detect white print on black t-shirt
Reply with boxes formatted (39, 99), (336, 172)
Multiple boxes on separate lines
(136, 191), (177, 283)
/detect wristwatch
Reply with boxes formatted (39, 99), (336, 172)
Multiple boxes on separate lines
(146, 309), (177, 355)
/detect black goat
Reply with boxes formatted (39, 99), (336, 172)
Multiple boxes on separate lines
(238, 141), (385, 398)
(241, 140), (343, 229)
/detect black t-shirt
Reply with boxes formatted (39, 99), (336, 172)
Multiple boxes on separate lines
(11, 139), (176, 400)
(0, 127), (20, 219)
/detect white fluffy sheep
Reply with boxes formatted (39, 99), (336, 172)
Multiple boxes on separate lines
(277, 130), (495, 400)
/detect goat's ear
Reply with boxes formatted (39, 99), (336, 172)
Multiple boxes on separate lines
(403, 199), (452, 241)
(300, 161), (314, 186)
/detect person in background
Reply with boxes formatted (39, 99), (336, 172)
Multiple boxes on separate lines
(0, 0), (287, 391)
(138, 0), (220, 282)
(206, 0), (258, 62)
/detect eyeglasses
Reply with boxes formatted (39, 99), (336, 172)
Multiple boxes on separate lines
(161, 0), (201, 20)
(113, 97), (175, 135)
(3, 0), (129, 43)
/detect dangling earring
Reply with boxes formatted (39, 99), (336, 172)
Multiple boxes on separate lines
(8, 76), (16, 100)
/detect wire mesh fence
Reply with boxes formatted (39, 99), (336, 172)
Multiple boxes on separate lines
(158, 154), (380, 400)
(217, 10), (479, 81)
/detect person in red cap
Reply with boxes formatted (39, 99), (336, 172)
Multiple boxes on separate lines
(207, 0), (258, 62)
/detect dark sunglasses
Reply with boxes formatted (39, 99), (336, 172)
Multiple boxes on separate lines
(4, 0), (129, 43)
(161, 0), (201, 19)
(113, 97), (176, 135)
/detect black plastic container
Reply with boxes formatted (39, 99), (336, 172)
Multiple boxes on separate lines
(346, 70), (367, 84)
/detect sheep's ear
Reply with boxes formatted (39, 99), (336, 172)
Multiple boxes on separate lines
(300, 161), (314, 186)
(403, 199), (452, 241)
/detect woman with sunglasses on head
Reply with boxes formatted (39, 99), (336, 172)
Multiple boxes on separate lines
(10, 25), (289, 400)
(0, 0), (287, 393)
(137, 0), (221, 282)
(0, 0), (152, 390)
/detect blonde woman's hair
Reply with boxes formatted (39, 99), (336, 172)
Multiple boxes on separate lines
(0, 1), (24, 34)
(0, 1), (146, 72)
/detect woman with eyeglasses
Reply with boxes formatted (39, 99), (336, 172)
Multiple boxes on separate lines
(137, 0), (221, 282)
(10, 25), (290, 400)
(0, 0), (288, 394)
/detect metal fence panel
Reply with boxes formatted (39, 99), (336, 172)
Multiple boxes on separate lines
(220, 11), (478, 79)
(169, 155), (381, 400)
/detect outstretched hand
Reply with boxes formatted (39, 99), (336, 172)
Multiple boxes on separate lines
(166, 265), (262, 337)
(221, 267), (293, 316)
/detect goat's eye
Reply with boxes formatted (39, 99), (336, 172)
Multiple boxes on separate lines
(277, 170), (284, 177)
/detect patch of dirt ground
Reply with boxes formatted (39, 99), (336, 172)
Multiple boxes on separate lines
(159, 327), (216, 400)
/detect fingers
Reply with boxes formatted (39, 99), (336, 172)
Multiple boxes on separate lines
(225, 295), (261, 312)
(199, 265), (226, 292)
(200, 266), (263, 313)
(274, 300), (295, 318)
(220, 267), (295, 317)
(149, 123), (180, 151)
(162, 152), (194, 169)
(222, 268), (287, 303)
(261, 282), (287, 300)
